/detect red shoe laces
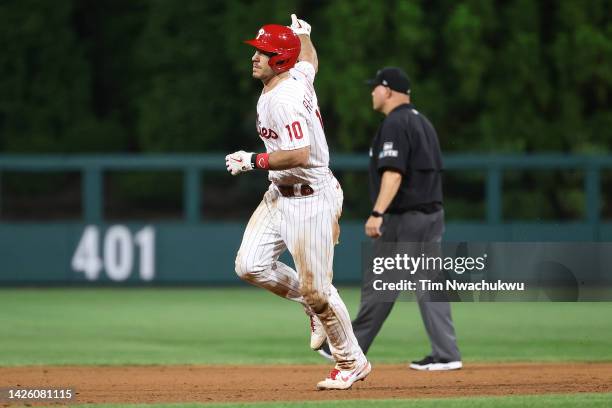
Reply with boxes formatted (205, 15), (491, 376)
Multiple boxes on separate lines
(328, 368), (340, 380)
(310, 316), (315, 332)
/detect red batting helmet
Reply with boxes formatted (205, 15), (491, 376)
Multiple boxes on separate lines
(244, 24), (300, 74)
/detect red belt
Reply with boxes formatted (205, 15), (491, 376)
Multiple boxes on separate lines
(277, 184), (314, 197)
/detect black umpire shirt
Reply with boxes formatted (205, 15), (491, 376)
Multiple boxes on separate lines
(368, 103), (443, 214)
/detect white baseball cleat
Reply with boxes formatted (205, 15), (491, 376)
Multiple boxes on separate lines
(316, 359), (372, 390)
(309, 315), (327, 350)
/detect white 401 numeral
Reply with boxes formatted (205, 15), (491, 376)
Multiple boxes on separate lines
(134, 227), (155, 281)
(71, 226), (103, 280)
(71, 225), (155, 281)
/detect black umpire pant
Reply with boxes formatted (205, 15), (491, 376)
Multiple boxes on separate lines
(352, 209), (461, 361)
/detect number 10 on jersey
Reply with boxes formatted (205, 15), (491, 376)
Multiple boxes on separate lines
(285, 121), (303, 141)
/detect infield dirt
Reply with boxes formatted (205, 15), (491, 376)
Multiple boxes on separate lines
(1, 363), (611, 405)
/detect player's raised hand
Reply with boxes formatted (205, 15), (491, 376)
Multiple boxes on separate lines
(290, 14), (311, 36)
(225, 150), (254, 176)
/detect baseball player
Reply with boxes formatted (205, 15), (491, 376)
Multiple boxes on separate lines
(226, 15), (370, 390)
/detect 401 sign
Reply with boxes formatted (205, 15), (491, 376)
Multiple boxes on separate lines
(71, 225), (155, 281)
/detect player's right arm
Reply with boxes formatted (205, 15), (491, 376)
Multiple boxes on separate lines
(290, 14), (318, 73)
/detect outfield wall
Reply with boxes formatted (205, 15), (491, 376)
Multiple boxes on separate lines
(2, 221), (611, 285)
(2, 154), (610, 285)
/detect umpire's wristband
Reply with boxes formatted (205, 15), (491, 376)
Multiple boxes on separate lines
(371, 210), (384, 218)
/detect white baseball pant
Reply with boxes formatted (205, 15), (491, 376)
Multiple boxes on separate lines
(235, 178), (365, 369)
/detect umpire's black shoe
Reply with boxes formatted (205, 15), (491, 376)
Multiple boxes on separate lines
(409, 355), (462, 371)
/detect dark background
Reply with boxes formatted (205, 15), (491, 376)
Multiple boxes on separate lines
(1, 0), (611, 220)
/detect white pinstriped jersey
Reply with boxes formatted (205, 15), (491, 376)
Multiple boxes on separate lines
(256, 61), (331, 185)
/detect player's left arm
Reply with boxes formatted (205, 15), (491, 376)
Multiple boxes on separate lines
(226, 93), (312, 176)
(290, 14), (318, 73)
(268, 147), (310, 169)
(225, 147), (310, 175)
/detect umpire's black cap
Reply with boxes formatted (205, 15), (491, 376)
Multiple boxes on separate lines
(366, 67), (411, 94)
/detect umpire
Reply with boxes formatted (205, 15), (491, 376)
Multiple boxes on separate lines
(320, 67), (462, 370)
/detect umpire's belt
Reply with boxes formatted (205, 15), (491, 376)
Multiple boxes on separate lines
(277, 184), (314, 197)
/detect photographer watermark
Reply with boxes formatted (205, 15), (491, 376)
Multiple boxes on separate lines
(362, 242), (612, 301)
(372, 253), (488, 275)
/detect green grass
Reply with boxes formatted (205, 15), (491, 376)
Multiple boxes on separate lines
(0, 288), (611, 366)
(39, 393), (612, 408)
